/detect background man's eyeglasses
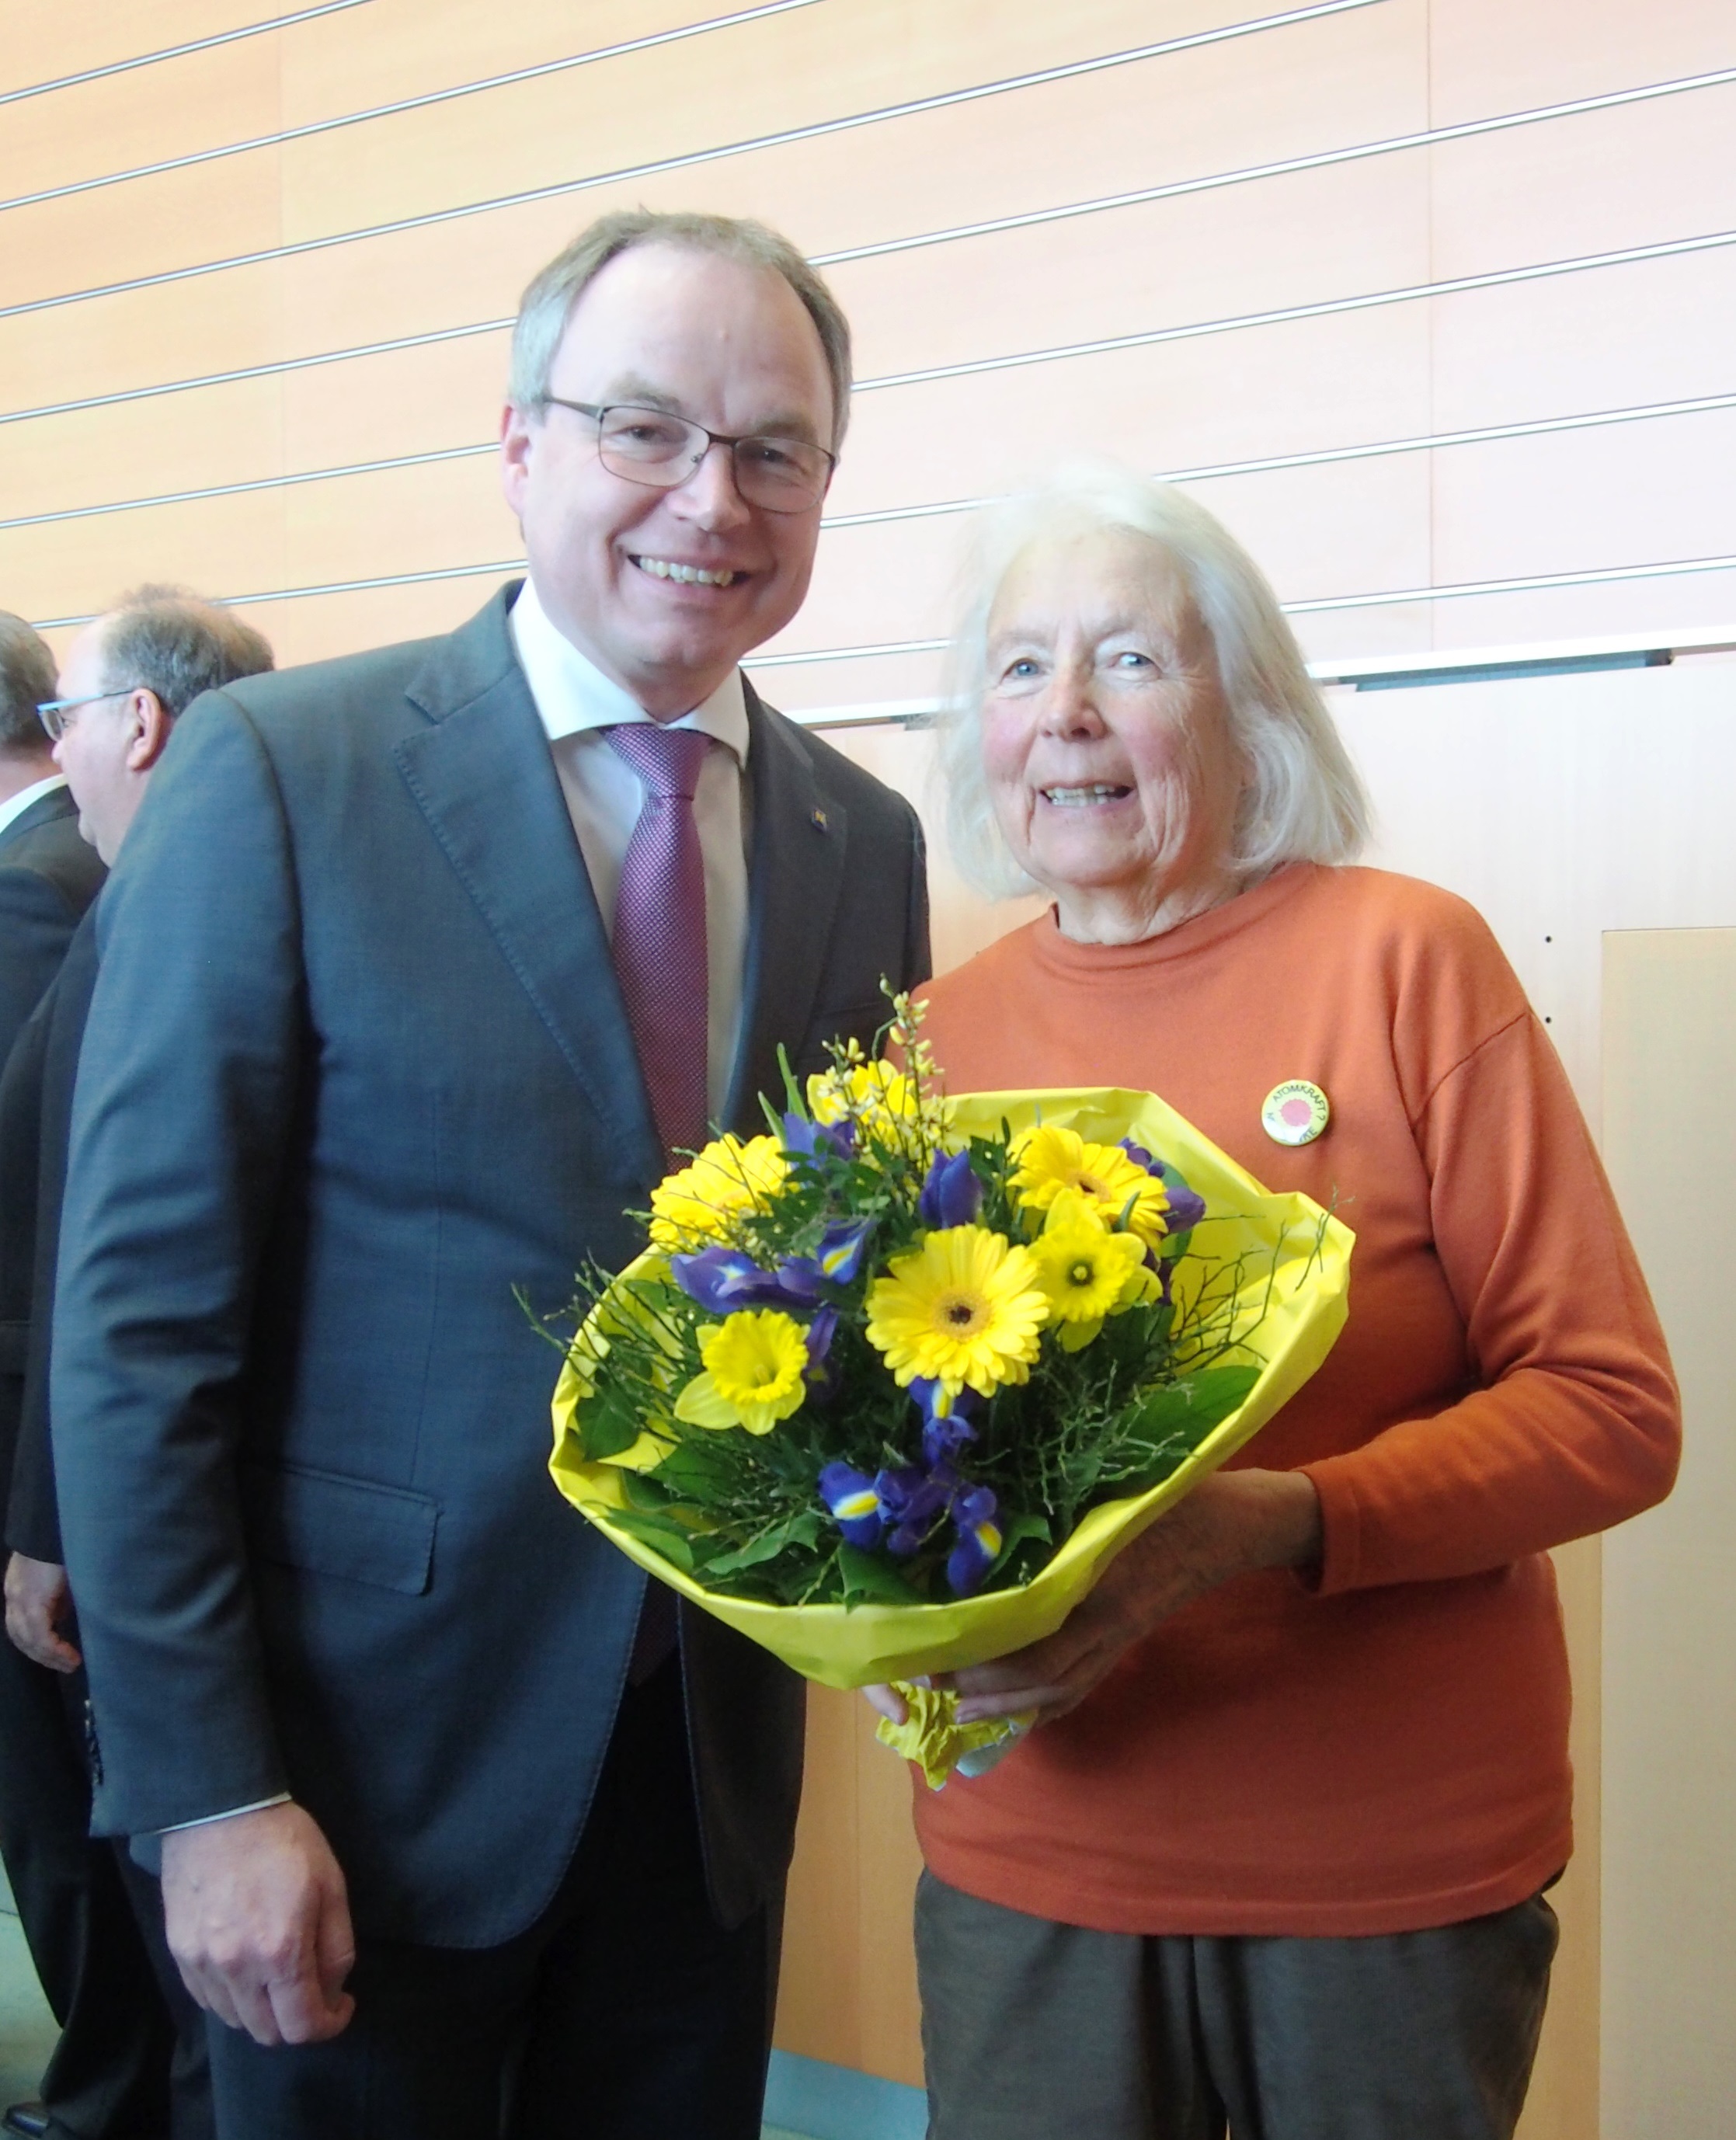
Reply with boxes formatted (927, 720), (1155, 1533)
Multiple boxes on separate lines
(543, 398), (835, 514)
(36, 688), (139, 744)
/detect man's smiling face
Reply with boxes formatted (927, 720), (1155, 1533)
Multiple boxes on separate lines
(500, 241), (837, 719)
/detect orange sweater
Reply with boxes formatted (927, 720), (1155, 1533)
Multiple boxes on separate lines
(911, 864), (1679, 1936)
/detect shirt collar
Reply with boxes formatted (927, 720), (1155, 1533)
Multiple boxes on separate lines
(0, 772), (68, 841)
(508, 576), (749, 764)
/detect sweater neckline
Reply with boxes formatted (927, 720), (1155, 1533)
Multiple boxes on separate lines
(1024, 862), (1319, 976)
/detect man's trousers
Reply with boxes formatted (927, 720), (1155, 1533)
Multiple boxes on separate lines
(204, 1658), (780, 2139)
(0, 1638), (211, 2139)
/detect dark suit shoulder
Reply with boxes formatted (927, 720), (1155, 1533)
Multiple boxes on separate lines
(0, 801), (105, 917)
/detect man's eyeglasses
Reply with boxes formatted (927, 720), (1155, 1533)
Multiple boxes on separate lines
(36, 688), (139, 744)
(543, 398), (835, 514)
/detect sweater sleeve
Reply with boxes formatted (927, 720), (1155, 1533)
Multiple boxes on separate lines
(1304, 1007), (1680, 1592)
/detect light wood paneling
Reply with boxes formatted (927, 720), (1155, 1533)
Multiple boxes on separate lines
(1429, 0), (1735, 120)
(0, 1), (266, 96)
(1600, 926), (1736, 2140)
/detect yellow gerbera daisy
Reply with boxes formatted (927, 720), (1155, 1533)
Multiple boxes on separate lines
(865, 1225), (1049, 1399)
(674, 1310), (810, 1435)
(649, 1135), (788, 1251)
(1009, 1124), (1171, 1250)
(1027, 1188), (1150, 1350)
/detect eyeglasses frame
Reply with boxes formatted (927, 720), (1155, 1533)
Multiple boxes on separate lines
(541, 396), (837, 513)
(35, 687), (145, 745)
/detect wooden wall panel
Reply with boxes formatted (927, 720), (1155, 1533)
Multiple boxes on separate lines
(0, 40), (282, 202)
(0, 1), (263, 95)
(1429, 0), (1734, 117)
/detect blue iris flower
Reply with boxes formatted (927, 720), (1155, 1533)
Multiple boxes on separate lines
(945, 1485), (1004, 1596)
(671, 1247), (821, 1314)
(782, 1111), (857, 1163)
(803, 1305), (842, 1404)
(918, 1148), (983, 1229)
(1118, 1139), (1206, 1234)
(910, 1377), (983, 1465)
(814, 1216), (875, 1283)
(874, 1463), (955, 1557)
(818, 1462), (884, 1548)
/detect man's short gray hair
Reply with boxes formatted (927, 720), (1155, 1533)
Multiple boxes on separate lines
(938, 462), (1372, 899)
(97, 586), (274, 720)
(0, 611), (57, 756)
(507, 209), (853, 452)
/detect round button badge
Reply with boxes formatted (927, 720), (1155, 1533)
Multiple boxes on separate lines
(1261, 1079), (1330, 1147)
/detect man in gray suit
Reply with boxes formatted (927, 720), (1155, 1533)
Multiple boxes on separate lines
(0, 617), (105, 1072)
(52, 211), (928, 2138)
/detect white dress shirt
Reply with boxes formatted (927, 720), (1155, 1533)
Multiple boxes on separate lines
(508, 578), (751, 1122)
(0, 772), (68, 841)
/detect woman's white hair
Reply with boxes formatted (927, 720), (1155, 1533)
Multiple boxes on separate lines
(937, 461), (1371, 899)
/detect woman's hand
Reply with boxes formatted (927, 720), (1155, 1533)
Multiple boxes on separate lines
(942, 1469), (1322, 1728)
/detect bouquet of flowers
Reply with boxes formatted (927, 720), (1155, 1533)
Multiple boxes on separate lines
(548, 1002), (1352, 1780)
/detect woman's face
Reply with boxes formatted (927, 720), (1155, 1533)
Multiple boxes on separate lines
(979, 527), (1247, 941)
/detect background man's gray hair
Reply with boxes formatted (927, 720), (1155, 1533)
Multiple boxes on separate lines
(508, 208), (853, 452)
(938, 462), (1372, 900)
(96, 585), (274, 721)
(0, 612), (57, 757)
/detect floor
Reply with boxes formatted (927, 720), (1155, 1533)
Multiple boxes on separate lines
(0, 1884), (823, 2137)
(0, 1901), (59, 2116)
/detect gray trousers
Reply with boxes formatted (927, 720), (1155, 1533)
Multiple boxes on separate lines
(915, 1870), (1559, 2140)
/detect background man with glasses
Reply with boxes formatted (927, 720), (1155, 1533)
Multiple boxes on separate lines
(0, 617), (105, 1075)
(0, 587), (271, 2140)
(50, 211), (929, 2138)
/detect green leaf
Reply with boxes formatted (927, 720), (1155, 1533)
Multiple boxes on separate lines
(618, 1470), (676, 1512)
(836, 1543), (927, 1606)
(701, 1510), (823, 1578)
(652, 1439), (741, 1501)
(605, 1506), (697, 1574)
(575, 1382), (649, 1462)
(1124, 1365), (1260, 1448)
(986, 1511), (1050, 1583)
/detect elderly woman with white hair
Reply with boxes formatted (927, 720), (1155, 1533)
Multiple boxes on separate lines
(887, 466), (1679, 2140)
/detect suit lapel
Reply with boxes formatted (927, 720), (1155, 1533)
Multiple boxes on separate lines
(725, 687), (848, 1128)
(394, 592), (659, 1176)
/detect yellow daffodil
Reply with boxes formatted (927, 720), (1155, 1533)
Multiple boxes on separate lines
(1010, 1124), (1171, 1250)
(674, 1310), (811, 1435)
(865, 1225), (1049, 1399)
(1027, 1188), (1150, 1349)
(649, 1135), (788, 1251)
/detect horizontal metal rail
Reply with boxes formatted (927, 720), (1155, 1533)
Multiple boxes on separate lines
(0, 2), (372, 107)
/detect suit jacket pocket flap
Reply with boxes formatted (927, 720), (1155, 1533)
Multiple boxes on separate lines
(242, 1461), (439, 1596)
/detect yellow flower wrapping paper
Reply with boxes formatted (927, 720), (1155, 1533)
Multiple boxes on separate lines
(549, 1086), (1352, 1692)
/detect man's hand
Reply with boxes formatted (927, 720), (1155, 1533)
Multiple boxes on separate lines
(5, 1554), (81, 1672)
(162, 1801), (357, 2046)
(934, 1469), (1323, 1729)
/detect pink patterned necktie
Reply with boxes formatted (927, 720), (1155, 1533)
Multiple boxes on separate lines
(606, 723), (712, 1167)
(607, 722), (711, 1682)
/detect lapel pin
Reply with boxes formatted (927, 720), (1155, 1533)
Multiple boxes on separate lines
(1261, 1080), (1330, 1147)
(810, 806), (830, 833)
